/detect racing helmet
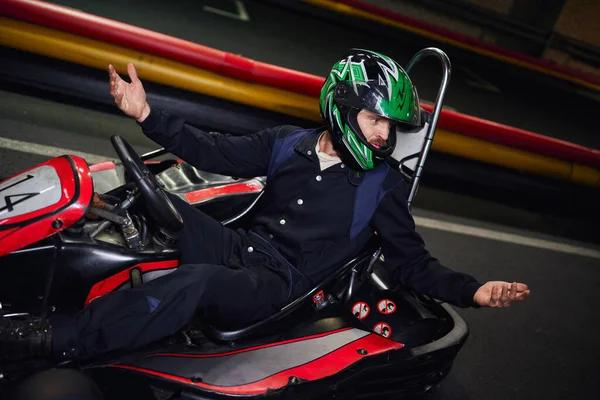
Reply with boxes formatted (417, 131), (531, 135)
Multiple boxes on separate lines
(319, 49), (422, 170)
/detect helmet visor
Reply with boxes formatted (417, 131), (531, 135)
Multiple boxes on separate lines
(336, 80), (421, 129)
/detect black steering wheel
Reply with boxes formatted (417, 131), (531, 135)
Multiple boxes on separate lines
(110, 135), (183, 232)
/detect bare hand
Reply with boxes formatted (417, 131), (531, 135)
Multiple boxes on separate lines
(474, 281), (530, 308)
(108, 63), (150, 122)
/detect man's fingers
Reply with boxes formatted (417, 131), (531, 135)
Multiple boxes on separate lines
(127, 63), (139, 83)
(108, 64), (118, 81)
(108, 64), (126, 87)
(490, 285), (500, 306)
(500, 284), (510, 303)
(108, 66), (126, 106)
(111, 81), (121, 97)
(109, 78), (118, 94)
(110, 83), (118, 99)
(508, 282), (517, 301)
(111, 85), (125, 108)
(516, 283), (529, 292)
(481, 281), (530, 308)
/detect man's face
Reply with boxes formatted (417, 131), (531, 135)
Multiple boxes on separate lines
(356, 109), (392, 149)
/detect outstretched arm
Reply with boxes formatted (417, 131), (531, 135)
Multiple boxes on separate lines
(108, 63), (279, 178)
(372, 183), (530, 308)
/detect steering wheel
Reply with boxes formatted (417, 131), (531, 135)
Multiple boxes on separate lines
(110, 135), (183, 232)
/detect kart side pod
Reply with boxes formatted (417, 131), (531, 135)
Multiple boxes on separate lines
(0, 156), (94, 257)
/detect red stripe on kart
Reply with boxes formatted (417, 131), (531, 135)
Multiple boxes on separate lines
(89, 161), (116, 172)
(148, 327), (353, 359)
(111, 333), (403, 395)
(184, 182), (262, 203)
(84, 260), (178, 305)
(0, 228), (18, 240)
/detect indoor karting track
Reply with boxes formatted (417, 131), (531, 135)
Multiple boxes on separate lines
(1, 0), (600, 398)
(1, 90), (599, 400)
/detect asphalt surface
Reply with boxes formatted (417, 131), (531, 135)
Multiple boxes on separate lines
(46, 0), (600, 150)
(2, 1), (600, 398)
(1, 90), (599, 399)
(0, 91), (158, 179)
(420, 219), (600, 400)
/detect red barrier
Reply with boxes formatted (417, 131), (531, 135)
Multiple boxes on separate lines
(1, 0), (599, 168)
(0, 0), (325, 97)
(337, 0), (600, 87)
(424, 105), (600, 167)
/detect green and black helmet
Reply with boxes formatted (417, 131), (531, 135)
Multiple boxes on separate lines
(320, 49), (422, 170)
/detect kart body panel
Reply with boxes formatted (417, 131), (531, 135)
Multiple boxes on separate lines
(0, 156), (94, 257)
(0, 158), (468, 398)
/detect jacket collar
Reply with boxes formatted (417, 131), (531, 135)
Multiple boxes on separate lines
(294, 127), (365, 186)
(294, 127), (325, 156)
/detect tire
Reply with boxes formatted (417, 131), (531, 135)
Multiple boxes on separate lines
(6, 368), (104, 400)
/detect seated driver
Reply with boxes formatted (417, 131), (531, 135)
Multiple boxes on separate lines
(1, 49), (530, 362)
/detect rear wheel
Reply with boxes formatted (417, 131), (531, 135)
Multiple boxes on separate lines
(5, 369), (104, 400)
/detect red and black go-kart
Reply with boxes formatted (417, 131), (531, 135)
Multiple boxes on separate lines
(0, 49), (467, 399)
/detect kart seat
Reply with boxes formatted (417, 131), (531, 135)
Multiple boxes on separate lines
(203, 110), (434, 343)
(202, 237), (381, 342)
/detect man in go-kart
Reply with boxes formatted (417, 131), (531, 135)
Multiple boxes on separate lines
(1, 49), (530, 362)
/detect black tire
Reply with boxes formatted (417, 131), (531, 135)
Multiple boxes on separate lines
(6, 368), (104, 400)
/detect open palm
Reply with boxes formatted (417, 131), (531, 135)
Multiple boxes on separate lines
(108, 63), (149, 122)
(474, 281), (530, 307)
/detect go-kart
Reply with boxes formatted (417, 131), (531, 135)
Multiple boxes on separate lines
(0, 49), (468, 399)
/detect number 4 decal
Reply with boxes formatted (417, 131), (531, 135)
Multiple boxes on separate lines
(0, 193), (40, 213)
(203, 1), (250, 21)
(0, 175), (40, 213)
(0, 174), (34, 193)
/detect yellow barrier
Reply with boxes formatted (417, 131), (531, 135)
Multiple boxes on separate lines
(301, 0), (600, 93)
(0, 18), (320, 121)
(1, 18), (598, 186)
(436, 130), (600, 186)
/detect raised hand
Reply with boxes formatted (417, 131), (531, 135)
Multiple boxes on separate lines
(108, 63), (151, 123)
(473, 281), (530, 308)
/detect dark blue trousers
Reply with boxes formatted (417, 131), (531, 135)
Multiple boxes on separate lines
(51, 195), (300, 360)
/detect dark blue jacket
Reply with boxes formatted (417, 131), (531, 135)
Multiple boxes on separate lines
(140, 108), (482, 308)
